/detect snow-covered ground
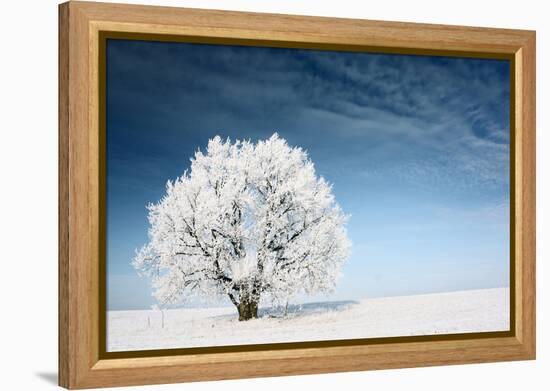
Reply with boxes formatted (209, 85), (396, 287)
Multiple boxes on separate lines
(107, 287), (509, 352)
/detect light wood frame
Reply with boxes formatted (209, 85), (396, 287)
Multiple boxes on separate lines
(59, 1), (536, 389)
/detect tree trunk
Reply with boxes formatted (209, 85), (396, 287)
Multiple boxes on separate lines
(237, 299), (259, 321)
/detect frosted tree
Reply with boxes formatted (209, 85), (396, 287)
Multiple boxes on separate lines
(133, 134), (351, 321)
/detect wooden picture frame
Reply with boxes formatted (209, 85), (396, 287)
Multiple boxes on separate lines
(59, 1), (536, 389)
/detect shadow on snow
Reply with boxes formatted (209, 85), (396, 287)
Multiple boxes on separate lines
(209, 300), (358, 321)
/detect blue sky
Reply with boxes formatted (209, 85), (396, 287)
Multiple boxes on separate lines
(106, 39), (510, 310)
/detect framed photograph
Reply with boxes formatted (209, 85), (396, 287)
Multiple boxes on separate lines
(59, 1), (536, 389)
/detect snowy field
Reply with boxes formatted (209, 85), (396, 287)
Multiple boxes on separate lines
(107, 287), (509, 352)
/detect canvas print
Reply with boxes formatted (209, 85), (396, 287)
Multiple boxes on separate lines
(105, 39), (510, 352)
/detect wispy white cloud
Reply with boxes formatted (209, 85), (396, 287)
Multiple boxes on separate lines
(108, 41), (510, 202)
